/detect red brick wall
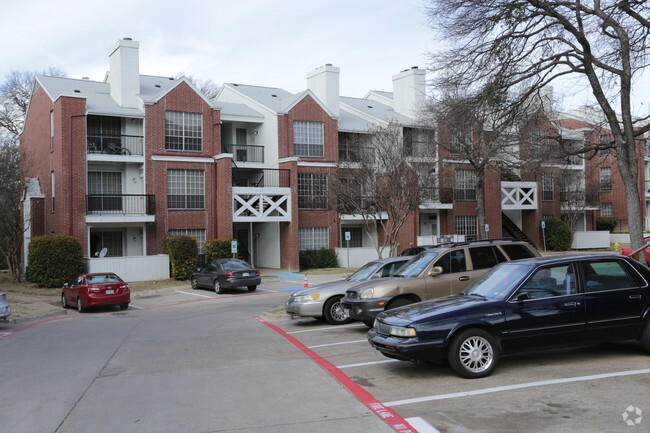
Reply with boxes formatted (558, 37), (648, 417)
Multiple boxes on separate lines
(144, 81), (223, 254)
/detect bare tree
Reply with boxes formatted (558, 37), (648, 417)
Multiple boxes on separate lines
(421, 86), (534, 239)
(0, 137), (25, 281)
(425, 0), (650, 257)
(175, 73), (220, 99)
(0, 68), (65, 138)
(332, 122), (438, 257)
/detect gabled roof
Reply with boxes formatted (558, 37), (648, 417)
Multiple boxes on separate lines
(340, 96), (413, 126)
(214, 101), (264, 121)
(219, 83), (336, 117)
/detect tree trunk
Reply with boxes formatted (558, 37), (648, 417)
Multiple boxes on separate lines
(476, 177), (487, 239)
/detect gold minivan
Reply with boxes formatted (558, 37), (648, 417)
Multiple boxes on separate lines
(341, 239), (540, 326)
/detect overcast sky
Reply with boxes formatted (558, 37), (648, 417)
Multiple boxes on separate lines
(2, 0), (648, 114)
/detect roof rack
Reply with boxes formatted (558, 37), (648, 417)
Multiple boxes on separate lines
(438, 237), (518, 249)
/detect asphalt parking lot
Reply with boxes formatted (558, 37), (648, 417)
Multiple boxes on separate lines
(3, 272), (649, 433)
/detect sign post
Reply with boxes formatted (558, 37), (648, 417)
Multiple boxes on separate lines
(541, 221), (546, 252)
(345, 231), (351, 268)
(231, 240), (238, 259)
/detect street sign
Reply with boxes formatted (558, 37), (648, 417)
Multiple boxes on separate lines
(231, 240), (238, 254)
(345, 231), (351, 241)
(485, 224), (490, 233)
(541, 221), (546, 229)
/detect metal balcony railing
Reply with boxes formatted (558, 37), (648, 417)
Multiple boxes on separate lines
(232, 168), (290, 188)
(223, 144), (264, 163)
(86, 194), (155, 215)
(87, 135), (144, 155)
(420, 187), (454, 203)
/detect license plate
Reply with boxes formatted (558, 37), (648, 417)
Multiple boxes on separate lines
(242, 272), (249, 277)
(105, 289), (114, 294)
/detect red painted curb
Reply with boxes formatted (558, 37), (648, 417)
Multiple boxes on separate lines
(255, 316), (418, 433)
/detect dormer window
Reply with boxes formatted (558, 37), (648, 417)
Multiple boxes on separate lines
(165, 111), (202, 151)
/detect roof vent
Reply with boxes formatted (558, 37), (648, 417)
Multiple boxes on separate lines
(155, 84), (161, 88)
(271, 94), (277, 97)
(411, 66), (419, 69)
(367, 105), (373, 109)
(82, 77), (89, 80)
(325, 63), (333, 66)
(233, 83), (239, 86)
(74, 89), (81, 93)
(123, 37), (133, 41)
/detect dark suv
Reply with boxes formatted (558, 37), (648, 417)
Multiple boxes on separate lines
(341, 239), (540, 326)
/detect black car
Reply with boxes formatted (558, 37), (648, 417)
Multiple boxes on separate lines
(190, 259), (261, 293)
(368, 254), (650, 378)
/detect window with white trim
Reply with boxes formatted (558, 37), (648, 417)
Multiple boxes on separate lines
(600, 202), (613, 217)
(600, 167), (612, 191)
(294, 121), (324, 157)
(454, 169), (477, 200)
(167, 169), (205, 209)
(451, 126), (471, 154)
(542, 175), (554, 201)
(165, 111), (202, 151)
(50, 111), (54, 153)
(455, 215), (477, 241)
(298, 173), (328, 209)
(299, 227), (329, 250)
(168, 229), (206, 254)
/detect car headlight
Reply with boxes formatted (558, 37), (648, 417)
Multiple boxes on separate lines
(293, 293), (320, 303)
(374, 319), (417, 337)
(359, 287), (374, 299)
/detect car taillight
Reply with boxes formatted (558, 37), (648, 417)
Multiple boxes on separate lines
(224, 272), (234, 277)
(255, 270), (260, 276)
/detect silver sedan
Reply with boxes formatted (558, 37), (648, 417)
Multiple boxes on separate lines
(285, 256), (411, 325)
(0, 292), (10, 320)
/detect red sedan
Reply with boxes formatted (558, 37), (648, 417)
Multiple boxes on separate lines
(619, 237), (650, 263)
(62, 273), (130, 312)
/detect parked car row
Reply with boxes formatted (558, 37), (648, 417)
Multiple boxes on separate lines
(284, 240), (650, 379)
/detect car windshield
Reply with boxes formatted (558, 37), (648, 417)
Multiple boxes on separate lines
(394, 252), (439, 278)
(221, 261), (251, 271)
(347, 262), (383, 281)
(87, 274), (122, 284)
(462, 263), (533, 299)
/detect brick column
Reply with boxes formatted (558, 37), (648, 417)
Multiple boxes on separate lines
(215, 155), (233, 239)
(279, 158), (300, 271)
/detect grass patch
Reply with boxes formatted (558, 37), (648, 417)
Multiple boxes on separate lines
(299, 267), (356, 275)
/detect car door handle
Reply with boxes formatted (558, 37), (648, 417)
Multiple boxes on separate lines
(458, 276), (470, 282)
(564, 302), (580, 307)
(629, 294), (642, 300)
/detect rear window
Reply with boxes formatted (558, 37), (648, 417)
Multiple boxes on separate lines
(221, 261), (250, 271)
(500, 244), (536, 260)
(87, 274), (122, 283)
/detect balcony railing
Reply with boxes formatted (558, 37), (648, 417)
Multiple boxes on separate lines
(232, 168), (290, 188)
(87, 135), (144, 156)
(223, 144), (264, 163)
(86, 194), (155, 215)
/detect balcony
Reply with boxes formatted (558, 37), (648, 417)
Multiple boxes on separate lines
(232, 168), (290, 188)
(223, 144), (264, 163)
(87, 135), (144, 156)
(560, 190), (599, 210)
(419, 187), (454, 209)
(501, 181), (538, 210)
(86, 194), (155, 216)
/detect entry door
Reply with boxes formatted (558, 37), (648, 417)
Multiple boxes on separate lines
(420, 213), (438, 237)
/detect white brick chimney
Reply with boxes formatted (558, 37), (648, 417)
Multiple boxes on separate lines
(392, 66), (426, 119)
(306, 64), (340, 118)
(107, 38), (140, 108)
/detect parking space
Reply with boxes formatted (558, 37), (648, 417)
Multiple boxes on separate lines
(268, 316), (650, 433)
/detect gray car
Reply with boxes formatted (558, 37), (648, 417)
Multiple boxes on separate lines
(285, 256), (411, 325)
(0, 292), (10, 320)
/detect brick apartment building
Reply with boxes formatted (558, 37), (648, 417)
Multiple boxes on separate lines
(19, 38), (647, 280)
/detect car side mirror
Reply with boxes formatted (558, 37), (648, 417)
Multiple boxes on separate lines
(370, 273), (382, 279)
(63, 283), (69, 288)
(516, 292), (530, 302)
(428, 266), (443, 277)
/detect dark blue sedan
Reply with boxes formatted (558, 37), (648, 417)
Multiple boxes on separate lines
(368, 255), (650, 378)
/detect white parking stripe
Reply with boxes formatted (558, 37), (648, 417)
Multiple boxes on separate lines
(337, 359), (400, 369)
(406, 417), (441, 433)
(175, 290), (215, 299)
(384, 368), (650, 407)
(128, 304), (145, 309)
(307, 339), (367, 349)
(287, 323), (366, 334)
(257, 288), (280, 293)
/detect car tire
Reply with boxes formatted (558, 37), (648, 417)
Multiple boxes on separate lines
(363, 320), (375, 328)
(61, 293), (68, 309)
(386, 298), (413, 310)
(641, 319), (650, 354)
(76, 298), (85, 313)
(247, 286), (257, 292)
(323, 296), (352, 325)
(214, 279), (225, 294)
(191, 277), (198, 290)
(119, 303), (129, 310)
(448, 328), (499, 379)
